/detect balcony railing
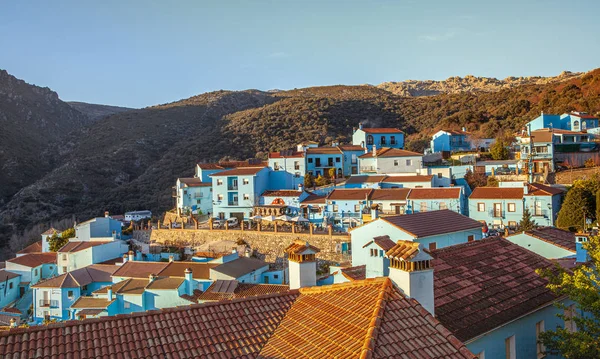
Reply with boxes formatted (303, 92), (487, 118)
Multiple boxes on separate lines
(39, 300), (59, 308)
(228, 185), (238, 191)
(360, 166), (377, 172)
(488, 209), (505, 218)
(532, 209), (548, 218)
(228, 201), (239, 206)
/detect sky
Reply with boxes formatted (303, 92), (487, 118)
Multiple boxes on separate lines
(1, 0), (599, 108)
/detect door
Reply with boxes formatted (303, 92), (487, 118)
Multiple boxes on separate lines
(394, 205), (401, 214)
(535, 201), (542, 216)
(493, 203), (502, 218)
(42, 291), (49, 307)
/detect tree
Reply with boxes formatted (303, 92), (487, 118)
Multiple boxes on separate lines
(536, 235), (600, 359)
(328, 168), (336, 179)
(490, 140), (509, 160)
(464, 169), (487, 190)
(304, 173), (314, 188)
(597, 190), (600, 226)
(557, 178), (600, 231)
(315, 175), (329, 187)
(519, 208), (536, 231)
(486, 176), (499, 187)
(47, 227), (75, 252)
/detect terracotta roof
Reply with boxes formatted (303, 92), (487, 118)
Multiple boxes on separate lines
(432, 237), (559, 342)
(548, 128), (590, 135)
(327, 188), (372, 200)
(408, 187), (461, 199)
(196, 163), (225, 170)
(111, 261), (169, 279)
(32, 264), (118, 288)
(382, 175), (434, 183)
(373, 235), (397, 251)
(359, 147), (422, 158)
(440, 129), (469, 136)
(338, 145), (364, 151)
(285, 239), (321, 255)
(146, 277), (185, 290)
(209, 167), (266, 176)
(77, 309), (105, 316)
(360, 128), (404, 133)
(94, 278), (149, 295)
(300, 193), (326, 205)
(527, 183), (564, 196)
(268, 151), (304, 158)
(528, 130), (554, 142)
(569, 112), (597, 119)
(340, 265), (366, 281)
(469, 187), (523, 199)
(521, 227), (577, 252)
(0, 270), (20, 282)
(261, 190), (303, 197)
(345, 175), (387, 184)
(1, 307), (21, 315)
(57, 241), (113, 253)
(211, 257), (269, 278)
(179, 177), (212, 187)
(71, 297), (116, 309)
(382, 210), (482, 238)
(197, 161), (266, 170)
(41, 228), (58, 236)
(386, 240), (421, 260)
(17, 241), (43, 255)
(306, 146), (342, 154)
(0, 278), (473, 359)
(370, 188), (410, 201)
(197, 280), (290, 302)
(6, 253), (56, 268)
(158, 262), (219, 280)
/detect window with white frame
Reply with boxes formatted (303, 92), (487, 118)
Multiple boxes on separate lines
(439, 202), (447, 210)
(217, 194), (224, 201)
(354, 204), (360, 212)
(477, 203), (485, 212)
(536, 320), (545, 358)
(406, 159), (412, 166)
(217, 179), (223, 185)
(243, 194), (250, 200)
(394, 160), (399, 166)
(508, 203), (516, 212)
(124, 302), (130, 309)
(243, 178), (249, 185)
(420, 202), (427, 212)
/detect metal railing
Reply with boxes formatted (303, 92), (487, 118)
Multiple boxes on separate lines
(532, 209), (548, 218)
(39, 300), (59, 308)
(228, 201), (239, 206)
(227, 185), (238, 191)
(488, 209), (505, 218)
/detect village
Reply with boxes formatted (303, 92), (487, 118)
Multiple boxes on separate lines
(0, 111), (597, 359)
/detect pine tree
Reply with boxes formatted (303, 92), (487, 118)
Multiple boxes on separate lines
(519, 208), (536, 231)
(557, 186), (593, 231)
(596, 190), (600, 226)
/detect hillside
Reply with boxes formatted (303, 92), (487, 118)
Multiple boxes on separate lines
(377, 71), (583, 97)
(1, 68), (600, 259)
(68, 101), (134, 121)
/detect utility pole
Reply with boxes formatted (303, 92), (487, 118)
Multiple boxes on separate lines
(527, 123), (534, 184)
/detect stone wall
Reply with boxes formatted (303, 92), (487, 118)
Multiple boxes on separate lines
(135, 229), (350, 264)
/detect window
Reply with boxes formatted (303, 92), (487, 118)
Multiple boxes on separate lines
(468, 235), (474, 242)
(351, 154), (357, 164)
(273, 162), (279, 170)
(9, 282), (13, 289)
(505, 335), (515, 359)
(62, 254), (67, 261)
(295, 172), (301, 178)
(332, 205), (339, 212)
(243, 194), (250, 200)
(308, 158), (313, 163)
(439, 202), (447, 210)
(420, 202), (427, 212)
(381, 136), (386, 145)
(406, 159), (412, 166)
(82, 285), (87, 291)
(273, 274), (279, 279)
(394, 160), (399, 166)
(508, 203), (516, 212)
(335, 157), (340, 163)
(437, 173), (443, 178)
(294, 161), (300, 170)
(197, 199), (201, 204)
(477, 203), (485, 212)
(218, 212), (225, 219)
(217, 194), (224, 201)
(508, 221), (517, 229)
(428, 242), (437, 251)
(367, 135), (374, 145)
(124, 302), (130, 309)
(34, 269), (39, 276)
(354, 204), (361, 212)
(379, 250), (384, 257)
(217, 179), (223, 185)
(68, 290), (74, 299)
(390, 136), (396, 145)
(536, 320), (545, 358)
(243, 178), (249, 185)
(62, 266), (67, 273)
(564, 304), (577, 332)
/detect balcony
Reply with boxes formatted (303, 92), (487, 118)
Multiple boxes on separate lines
(228, 201), (239, 206)
(532, 209), (548, 218)
(39, 300), (59, 308)
(360, 166), (377, 173)
(227, 185), (238, 191)
(488, 209), (505, 218)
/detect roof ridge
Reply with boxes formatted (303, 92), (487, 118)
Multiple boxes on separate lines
(298, 277), (387, 294)
(359, 277), (391, 358)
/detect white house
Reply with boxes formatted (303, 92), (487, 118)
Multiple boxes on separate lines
(5, 253), (57, 286)
(57, 240), (129, 274)
(124, 210), (152, 221)
(358, 147), (423, 174)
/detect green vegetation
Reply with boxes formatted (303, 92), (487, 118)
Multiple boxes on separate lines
(537, 235), (600, 359)
(519, 208), (536, 231)
(47, 227), (75, 252)
(556, 177), (600, 231)
(490, 140), (510, 160)
(304, 173), (315, 188)
(464, 170), (487, 190)
(486, 176), (499, 187)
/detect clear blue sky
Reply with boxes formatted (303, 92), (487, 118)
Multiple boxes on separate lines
(1, 0), (599, 108)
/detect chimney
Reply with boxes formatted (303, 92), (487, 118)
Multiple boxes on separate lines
(359, 122), (363, 130)
(107, 287), (113, 301)
(169, 255), (174, 263)
(105, 211), (109, 218)
(461, 127), (466, 132)
(575, 234), (590, 263)
(371, 204), (379, 220)
(523, 183), (529, 195)
(148, 273), (156, 283)
(184, 268), (194, 296)
(286, 239), (319, 290)
(372, 144), (377, 157)
(298, 183), (304, 192)
(387, 241), (435, 315)
(122, 254), (128, 264)
(128, 250), (135, 262)
(112, 230), (116, 239)
(9, 318), (16, 328)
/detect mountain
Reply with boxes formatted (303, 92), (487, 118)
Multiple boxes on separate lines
(1, 68), (600, 259)
(68, 102), (134, 121)
(377, 71), (583, 97)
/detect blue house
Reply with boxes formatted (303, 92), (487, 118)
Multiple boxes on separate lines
(268, 150), (305, 189)
(210, 166), (271, 221)
(406, 187), (465, 215)
(75, 214), (123, 241)
(299, 193), (327, 225)
(352, 123), (404, 152)
(305, 145), (362, 178)
(430, 129), (471, 153)
(174, 177), (212, 216)
(468, 183), (563, 229)
(0, 271), (21, 310)
(195, 160), (267, 182)
(507, 227), (576, 259)
(5, 253), (57, 286)
(526, 111), (598, 132)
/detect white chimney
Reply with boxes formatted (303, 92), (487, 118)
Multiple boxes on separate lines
(128, 250), (135, 262)
(148, 273), (156, 283)
(184, 268), (194, 296)
(387, 241), (435, 315)
(461, 127), (466, 132)
(107, 287), (113, 301)
(104, 211), (110, 218)
(286, 239), (319, 290)
(371, 204), (379, 220)
(9, 318), (16, 328)
(122, 254), (128, 264)
(372, 144), (377, 157)
(298, 183), (304, 192)
(169, 255), (174, 263)
(523, 183), (529, 195)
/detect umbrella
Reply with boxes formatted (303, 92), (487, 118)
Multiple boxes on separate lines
(249, 215), (262, 221)
(290, 216), (309, 223)
(261, 215), (277, 222)
(276, 215), (292, 222)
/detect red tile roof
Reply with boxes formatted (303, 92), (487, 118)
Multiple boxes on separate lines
(178, 177), (212, 187)
(408, 187), (461, 199)
(209, 167), (267, 176)
(57, 241), (113, 253)
(520, 227), (577, 252)
(569, 112), (597, 119)
(373, 235), (397, 251)
(306, 146), (342, 154)
(17, 241), (43, 255)
(285, 239), (321, 255)
(327, 188), (372, 200)
(261, 190), (304, 197)
(440, 129), (469, 136)
(382, 210), (482, 238)
(6, 253), (56, 268)
(359, 147), (422, 158)
(197, 280), (290, 302)
(344, 175), (387, 184)
(527, 183), (564, 196)
(300, 193), (326, 205)
(0, 278), (473, 359)
(33, 264), (118, 289)
(385, 240), (421, 260)
(382, 175), (434, 183)
(268, 151), (304, 158)
(432, 237), (559, 342)
(469, 187), (523, 199)
(370, 188), (410, 201)
(112, 261), (218, 280)
(338, 145), (364, 151)
(0, 270), (20, 282)
(340, 265), (366, 281)
(360, 128), (404, 133)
